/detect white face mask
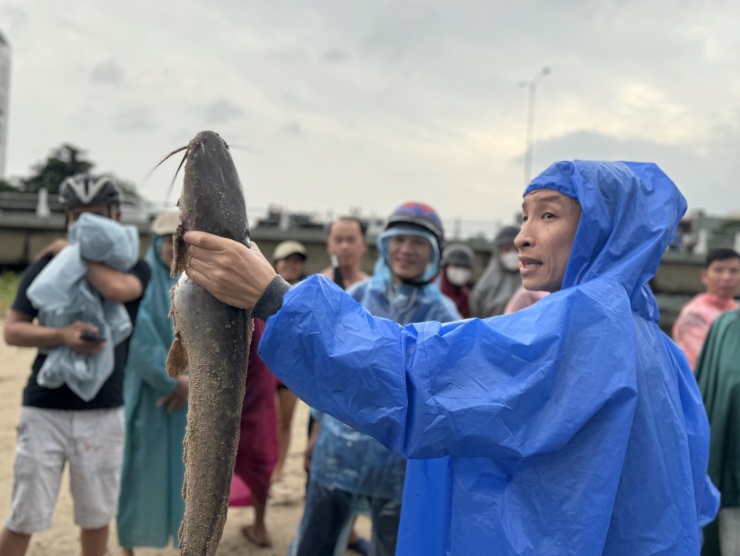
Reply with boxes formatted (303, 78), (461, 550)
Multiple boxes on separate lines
(499, 251), (520, 272)
(446, 267), (471, 286)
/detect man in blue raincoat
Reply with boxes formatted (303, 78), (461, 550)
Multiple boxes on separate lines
(183, 160), (719, 555)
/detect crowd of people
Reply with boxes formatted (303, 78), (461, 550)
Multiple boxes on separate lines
(0, 160), (738, 555)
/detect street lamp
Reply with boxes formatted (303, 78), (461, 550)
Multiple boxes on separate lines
(519, 66), (551, 186)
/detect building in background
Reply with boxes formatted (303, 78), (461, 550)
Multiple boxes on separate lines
(0, 30), (10, 179)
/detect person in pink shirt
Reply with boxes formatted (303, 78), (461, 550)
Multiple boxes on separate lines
(672, 247), (740, 369)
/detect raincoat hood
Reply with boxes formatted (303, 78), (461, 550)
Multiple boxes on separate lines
(527, 160), (685, 320)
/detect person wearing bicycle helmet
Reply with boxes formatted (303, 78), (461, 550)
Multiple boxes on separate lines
(1, 173), (150, 556)
(288, 202), (460, 556)
(32, 174), (125, 261)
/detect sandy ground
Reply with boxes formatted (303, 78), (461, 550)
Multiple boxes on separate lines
(0, 318), (369, 555)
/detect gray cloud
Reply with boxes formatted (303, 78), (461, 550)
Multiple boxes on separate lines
(113, 105), (154, 132)
(321, 47), (350, 64)
(205, 98), (243, 123)
(279, 121), (303, 136)
(6, 0), (740, 224)
(531, 130), (738, 215)
(90, 59), (124, 84)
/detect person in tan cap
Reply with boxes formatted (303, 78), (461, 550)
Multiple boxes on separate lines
(271, 240), (308, 485)
(272, 240), (308, 286)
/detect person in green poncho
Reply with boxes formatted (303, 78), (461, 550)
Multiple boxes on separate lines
(117, 211), (189, 554)
(695, 308), (740, 556)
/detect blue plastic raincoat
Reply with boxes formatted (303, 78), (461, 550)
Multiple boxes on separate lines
(310, 266), (461, 500)
(260, 160), (719, 555)
(117, 235), (186, 549)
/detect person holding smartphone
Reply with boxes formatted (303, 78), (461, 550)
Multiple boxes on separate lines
(0, 175), (150, 556)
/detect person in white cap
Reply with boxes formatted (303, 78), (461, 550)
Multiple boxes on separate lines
(271, 240), (308, 485)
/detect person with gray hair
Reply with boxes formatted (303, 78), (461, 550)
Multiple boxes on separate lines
(469, 225), (521, 318)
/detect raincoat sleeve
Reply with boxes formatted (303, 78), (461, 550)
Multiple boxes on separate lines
(126, 305), (178, 395)
(260, 275), (637, 460)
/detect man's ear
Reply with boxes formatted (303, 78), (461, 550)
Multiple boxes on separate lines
(111, 205), (122, 222)
(700, 269), (709, 289)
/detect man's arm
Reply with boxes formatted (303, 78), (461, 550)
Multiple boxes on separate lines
(4, 309), (106, 355)
(85, 262), (143, 303)
(260, 277), (638, 461)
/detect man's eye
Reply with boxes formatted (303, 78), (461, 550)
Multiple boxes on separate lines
(543, 212), (556, 219)
(522, 215), (529, 223)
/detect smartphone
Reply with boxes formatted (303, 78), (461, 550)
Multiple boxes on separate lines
(80, 330), (105, 343)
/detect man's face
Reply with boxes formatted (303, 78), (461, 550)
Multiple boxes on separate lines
(515, 190), (582, 293)
(275, 253), (305, 284)
(388, 234), (433, 282)
(66, 204), (119, 225)
(327, 220), (367, 268)
(702, 257), (740, 299)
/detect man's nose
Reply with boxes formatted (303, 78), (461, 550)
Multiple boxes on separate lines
(398, 239), (415, 252)
(514, 225), (531, 250)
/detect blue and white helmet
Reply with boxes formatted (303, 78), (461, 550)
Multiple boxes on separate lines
(378, 202), (445, 284)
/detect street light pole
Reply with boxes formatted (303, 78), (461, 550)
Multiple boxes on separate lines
(519, 67), (551, 186)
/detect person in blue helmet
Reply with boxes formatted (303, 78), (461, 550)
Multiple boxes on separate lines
(294, 202), (461, 556)
(182, 161), (719, 555)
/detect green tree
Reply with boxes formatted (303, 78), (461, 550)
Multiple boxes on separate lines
(12, 144), (139, 199)
(21, 144), (94, 194)
(0, 178), (19, 192)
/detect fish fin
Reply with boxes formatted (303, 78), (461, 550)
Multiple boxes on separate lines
(170, 223), (188, 277)
(166, 335), (189, 378)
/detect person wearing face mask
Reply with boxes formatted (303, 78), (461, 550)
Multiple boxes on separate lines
(469, 225), (522, 318)
(438, 244), (474, 319)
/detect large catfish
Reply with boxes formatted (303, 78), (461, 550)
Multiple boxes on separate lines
(165, 130), (253, 555)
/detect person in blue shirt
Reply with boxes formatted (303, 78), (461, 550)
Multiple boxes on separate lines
(294, 202), (460, 556)
(183, 160), (719, 555)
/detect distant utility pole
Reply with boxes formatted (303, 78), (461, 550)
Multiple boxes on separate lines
(519, 66), (551, 187)
(0, 30), (10, 179)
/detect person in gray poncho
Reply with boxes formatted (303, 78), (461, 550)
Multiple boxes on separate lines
(469, 225), (521, 318)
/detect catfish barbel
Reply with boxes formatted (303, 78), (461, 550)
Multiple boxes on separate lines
(165, 130), (252, 555)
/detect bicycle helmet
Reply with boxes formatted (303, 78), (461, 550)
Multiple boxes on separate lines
(59, 174), (122, 208)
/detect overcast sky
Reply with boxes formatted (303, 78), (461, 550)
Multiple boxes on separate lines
(1, 0), (739, 233)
